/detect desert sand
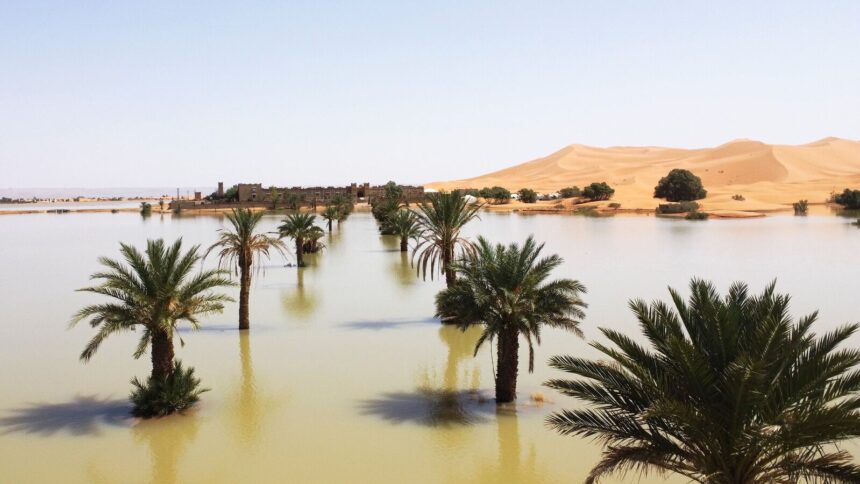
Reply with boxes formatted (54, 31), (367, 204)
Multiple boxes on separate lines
(428, 138), (860, 215)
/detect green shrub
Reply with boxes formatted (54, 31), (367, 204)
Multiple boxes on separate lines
(130, 361), (208, 418)
(654, 169), (707, 201)
(732, 194), (745, 201)
(657, 201), (700, 214)
(479, 186), (511, 204)
(517, 188), (538, 203)
(582, 182), (615, 201)
(559, 186), (581, 198)
(608, 202), (621, 209)
(793, 200), (809, 215)
(140, 202), (152, 215)
(685, 211), (709, 220)
(834, 189), (860, 209)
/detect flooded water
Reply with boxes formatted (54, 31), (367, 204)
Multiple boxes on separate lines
(1, 211), (858, 483)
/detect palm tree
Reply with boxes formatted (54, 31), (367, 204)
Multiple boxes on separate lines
(385, 209), (420, 252)
(206, 208), (287, 330)
(331, 194), (353, 226)
(278, 212), (320, 267)
(413, 191), (482, 286)
(436, 236), (586, 403)
(545, 279), (860, 484)
(321, 205), (338, 232)
(71, 239), (234, 381)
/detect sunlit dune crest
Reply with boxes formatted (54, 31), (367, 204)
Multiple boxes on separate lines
(428, 137), (860, 211)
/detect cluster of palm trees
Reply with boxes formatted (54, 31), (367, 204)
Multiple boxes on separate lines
(71, 191), (860, 481)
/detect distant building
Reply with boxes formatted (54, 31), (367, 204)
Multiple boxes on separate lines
(236, 182), (424, 205)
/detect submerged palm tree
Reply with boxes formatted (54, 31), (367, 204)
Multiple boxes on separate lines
(278, 212), (320, 267)
(436, 236), (586, 403)
(546, 279), (860, 484)
(321, 205), (339, 232)
(207, 208), (287, 330)
(71, 239), (233, 380)
(331, 194), (353, 227)
(385, 209), (421, 252)
(413, 191), (482, 286)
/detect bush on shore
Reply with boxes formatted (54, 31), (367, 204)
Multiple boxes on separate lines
(657, 201), (700, 214)
(834, 189), (860, 209)
(654, 169), (707, 202)
(582, 182), (614, 201)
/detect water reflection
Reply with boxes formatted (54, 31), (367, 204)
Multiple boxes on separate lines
(281, 269), (318, 320)
(474, 409), (540, 483)
(133, 414), (199, 484)
(389, 251), (416, 287)
(379, 235), (400, 252)
(437, 325), (483, 392)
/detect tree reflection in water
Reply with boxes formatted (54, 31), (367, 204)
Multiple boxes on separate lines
(281, 268), (318, 321)
(133, 413), (199, 484)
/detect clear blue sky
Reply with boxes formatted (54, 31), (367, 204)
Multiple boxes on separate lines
(1, 1), (858, 188)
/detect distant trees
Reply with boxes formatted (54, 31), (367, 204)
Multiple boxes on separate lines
(479, 186), (512, 204)
(582, 182), (615, 201)
(793, 199), (809, 215)
(278, 213), (322, 267)
(517, 188), (538, 204)
(834, 189), (860, 209)
(371, 181), (407, 231)
(140, 202), (152, 215)
(559, 187), (581, 198)
(283, 192), (300, 210)
(224, 185), (239, 202)
(321, 205), (339, 232)
(657, 201), (700, 214)
(546, 279), (860, 483)
(654, 169), (707, 202)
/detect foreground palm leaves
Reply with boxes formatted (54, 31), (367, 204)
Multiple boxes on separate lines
(546, 279), (860, 483)
(436, 236), (586, 403)
(72, 239), (233, 417)
(413, 191), (482, 286)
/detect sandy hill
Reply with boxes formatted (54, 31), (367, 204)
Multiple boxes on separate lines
(427, 137), (860, 212)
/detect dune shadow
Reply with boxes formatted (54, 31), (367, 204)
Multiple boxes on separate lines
(341, 317), (439, 331)
(0, 395), (132, 436)
(358, 388), (493, 427)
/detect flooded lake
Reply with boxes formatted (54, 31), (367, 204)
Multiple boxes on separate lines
(1, 211), (858, 483)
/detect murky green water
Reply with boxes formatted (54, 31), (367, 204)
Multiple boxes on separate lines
(1, 211), (858, 483)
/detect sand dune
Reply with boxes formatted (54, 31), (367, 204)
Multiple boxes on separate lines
(427, 138), (860, 212)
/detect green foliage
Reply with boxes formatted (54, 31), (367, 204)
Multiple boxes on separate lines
(321, 205), (339, 231)
(140, 202), (152, 215)
(478, 186), (511, 204)
(582, 182), (615, 201)
(278, 213), (323, 266)
(71, 239), (234, 364)
(834, 189), (860, 209)
(793, 199), (809, 215)
(559, 186), (581, 198)
(657, 201), (700, 214)
(573, 207), (600, 217)
(383, 209), (420, 241)
(684, 210), (709, 220)
(283, 192), (300, 210)
(301, 229), (325, 253)
(545, 279), (860, 483)
(130, 361), (208, 418)
(412, 191), (482, 285)
(654, 169), (707, 201)
(517, 188), (538, 204)
(330, 194), (353, 223)
(436, 236), (586, 402)
(371, 181), (407, 229)
(454, 188), (480, 197)
(224, 185), (239, 202)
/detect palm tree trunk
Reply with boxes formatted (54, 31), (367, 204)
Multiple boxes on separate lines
(444, 245), (456, 287)
(327, 220), (332, 232)
(495, 328), (519, 403)
(150, 329), (175, 380)
(400, 236), (408, 252)
(238, 259), (251, 330)
(296, 238), (304, 267)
